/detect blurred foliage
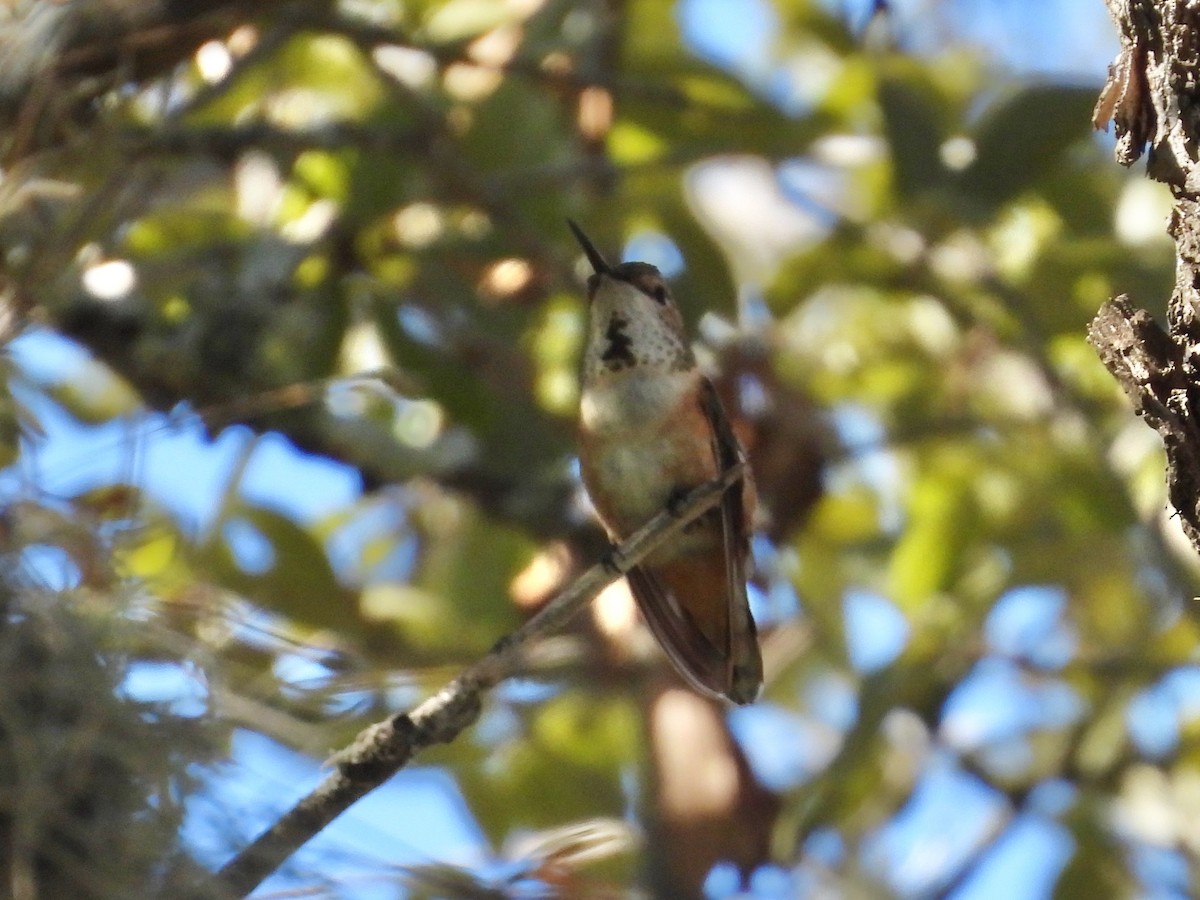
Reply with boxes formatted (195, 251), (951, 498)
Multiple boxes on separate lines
(0, 507), (229, 898)
(0, 0), (1192, 897)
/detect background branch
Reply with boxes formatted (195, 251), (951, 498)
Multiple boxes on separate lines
(211, 461), (746, 898)
(0, 0), (291, 161)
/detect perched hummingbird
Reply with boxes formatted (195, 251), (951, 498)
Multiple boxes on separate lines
(569, 220), (762, 705)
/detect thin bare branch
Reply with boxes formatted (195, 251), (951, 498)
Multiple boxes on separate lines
(210, 461), (746, 897)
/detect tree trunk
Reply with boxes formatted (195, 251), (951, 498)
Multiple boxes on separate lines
(1090, 0), (1200, 555)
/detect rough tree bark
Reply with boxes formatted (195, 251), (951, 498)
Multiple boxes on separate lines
(1090, 0), (1200, 554)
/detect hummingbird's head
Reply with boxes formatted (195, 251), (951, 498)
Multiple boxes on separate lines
(567, 220), (694, 379)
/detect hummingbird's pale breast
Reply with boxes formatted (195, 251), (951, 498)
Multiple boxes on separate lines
(581, 366), (720, 543)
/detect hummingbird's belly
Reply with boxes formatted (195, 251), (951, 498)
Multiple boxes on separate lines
(579, 370), (719, 543)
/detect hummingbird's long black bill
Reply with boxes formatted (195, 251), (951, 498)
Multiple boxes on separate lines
(567, 219), (611, 276)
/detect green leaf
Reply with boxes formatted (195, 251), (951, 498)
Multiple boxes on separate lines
(198, 502), (354, 633)
(451, 694), (637, 842)
(955, 85), (1099, 213)
(887, 452), (976, 612)
(421, 0), (519, 41)
(878, 73), (948, 198)
(405, 498), (531, 655)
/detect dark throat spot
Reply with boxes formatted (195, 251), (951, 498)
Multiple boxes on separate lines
(601, 312), (636, 368)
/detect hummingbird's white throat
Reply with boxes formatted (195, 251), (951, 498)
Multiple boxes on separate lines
(580, 274), (699, 439)
(583, 276), (690, 381)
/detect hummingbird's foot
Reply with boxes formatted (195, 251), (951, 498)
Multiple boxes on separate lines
(490, 633), (519, 655)
(667, 485), (711, 532)
(602, 545), (628, 575)
(665, 485), (692, 518)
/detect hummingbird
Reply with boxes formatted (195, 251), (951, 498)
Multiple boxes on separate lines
(569, 220), (762, 705)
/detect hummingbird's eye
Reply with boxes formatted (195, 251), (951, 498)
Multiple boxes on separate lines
(651, 283), (668, 305)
